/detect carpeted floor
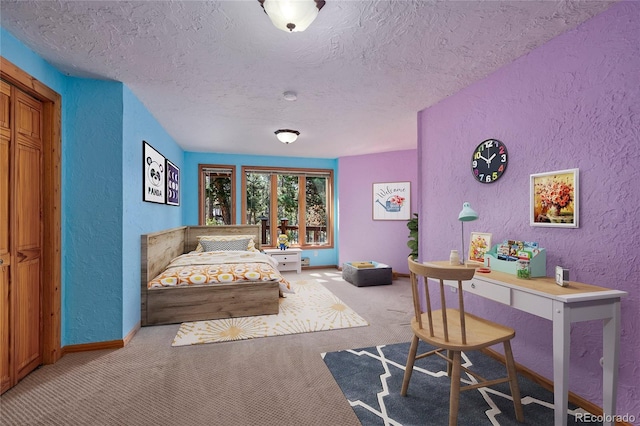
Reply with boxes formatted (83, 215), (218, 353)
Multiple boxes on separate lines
(0, 270), (415, 426)
(322, 341), (598, 426)
(0, 269), (605, 426)
(172, 279), (368, 346)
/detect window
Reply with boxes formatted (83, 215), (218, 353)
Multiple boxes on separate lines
(199, 164), (235, 225)
(242, 166), (333, 248)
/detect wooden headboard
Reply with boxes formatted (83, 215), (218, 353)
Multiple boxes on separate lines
(140, 225), (262, 323)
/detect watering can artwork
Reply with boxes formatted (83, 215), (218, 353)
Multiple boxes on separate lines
(373, 182), (411, 220)
(376, 195), (405, 212)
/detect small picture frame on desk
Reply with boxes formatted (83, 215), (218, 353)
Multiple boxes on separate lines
(468, 232), (492, 264)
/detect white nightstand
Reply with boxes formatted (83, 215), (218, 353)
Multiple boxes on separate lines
(263, 248), (302, 273)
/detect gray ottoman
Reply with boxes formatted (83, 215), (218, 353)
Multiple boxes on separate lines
(342, 262), (393, 287)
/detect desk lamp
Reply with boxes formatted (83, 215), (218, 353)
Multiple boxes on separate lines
(458, 202), (479, 265)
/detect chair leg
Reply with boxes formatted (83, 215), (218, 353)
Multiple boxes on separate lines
(401, 335), (419, 396)
(504, 340), (524, 422)
(446, 350), (454, 377)
(449, 351), (461, 426)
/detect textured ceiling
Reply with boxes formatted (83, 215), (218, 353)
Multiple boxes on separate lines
(0, 0), (616, 158)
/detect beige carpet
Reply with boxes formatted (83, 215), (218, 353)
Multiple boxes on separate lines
(2, 270), (414, 426)
(172, 279), (369, 346)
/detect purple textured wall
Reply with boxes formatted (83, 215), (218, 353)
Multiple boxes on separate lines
(418, 2), (639, 417)
(338, 150), (418, 274)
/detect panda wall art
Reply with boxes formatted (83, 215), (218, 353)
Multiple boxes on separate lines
(143, 141), (166, 204)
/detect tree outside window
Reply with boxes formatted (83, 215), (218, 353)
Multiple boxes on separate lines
(199, 165), (235, 225)
(243, 167), (333, 248)
(278, 174), (299, 244)
(305, 176), (328, 245)
(245, 172), (271, 245)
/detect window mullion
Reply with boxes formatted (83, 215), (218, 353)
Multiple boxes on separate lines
(299, 175), (306, 247)
(270, 174), (279, 245)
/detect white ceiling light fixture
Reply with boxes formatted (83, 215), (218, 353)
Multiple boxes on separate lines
(258, 0), (326, 32)
(283, 91), (297, 101)
(275, 129), (300, 144)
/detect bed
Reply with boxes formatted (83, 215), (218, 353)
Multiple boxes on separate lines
(140, 225), (287, 326)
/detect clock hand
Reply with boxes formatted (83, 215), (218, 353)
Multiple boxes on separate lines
(487, 153), (496, 164)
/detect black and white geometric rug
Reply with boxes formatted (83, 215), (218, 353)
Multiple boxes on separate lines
(322, 341), (599, 426)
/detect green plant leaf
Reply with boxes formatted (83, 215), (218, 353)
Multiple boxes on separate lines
(407, 213), (419, 259)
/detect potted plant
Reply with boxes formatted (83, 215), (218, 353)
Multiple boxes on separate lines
(407, 213), (418, 259)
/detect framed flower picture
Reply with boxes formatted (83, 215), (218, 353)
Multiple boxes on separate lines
(530, 168), (579, 228)
(468, 232), (492, 264)
(373, 182), (411, 220)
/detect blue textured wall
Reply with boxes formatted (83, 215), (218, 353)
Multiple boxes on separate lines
(2, 27), (183, 344)
(3, 23), (338, 344)
(0, 28), (66, 92)
(183, 152), (339, 266)
(64, 79), (124, 344)
(122, 87), (183, 336)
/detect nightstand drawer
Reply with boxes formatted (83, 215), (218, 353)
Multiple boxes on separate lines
(271, 254), (299, 263)
(277, 262), (299, 272)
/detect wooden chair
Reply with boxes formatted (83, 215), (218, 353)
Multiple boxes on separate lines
(401, 257), (524, 425)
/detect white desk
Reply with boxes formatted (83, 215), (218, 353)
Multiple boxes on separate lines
(427, 262), (627, 426)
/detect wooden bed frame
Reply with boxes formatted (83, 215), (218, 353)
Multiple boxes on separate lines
(140, 225), (280, 326)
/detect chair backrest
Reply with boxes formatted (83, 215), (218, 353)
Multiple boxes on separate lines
(407, 256), (476, 345)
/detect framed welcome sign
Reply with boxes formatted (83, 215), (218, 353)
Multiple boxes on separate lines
(373, 181), (411, 220)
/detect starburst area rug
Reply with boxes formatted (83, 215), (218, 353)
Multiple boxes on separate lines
(322, 342), (596, 426)
(172, 279), (368, 346)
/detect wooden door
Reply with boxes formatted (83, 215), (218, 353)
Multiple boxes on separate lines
(0, 80), (44, 393)
(0, 81), (11, 393)
(14, 86), (44, 382)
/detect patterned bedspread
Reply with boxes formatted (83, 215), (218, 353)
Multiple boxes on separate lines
(148, 251), (292, 293)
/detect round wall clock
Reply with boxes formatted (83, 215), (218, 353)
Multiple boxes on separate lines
(471, 139), (508, 184)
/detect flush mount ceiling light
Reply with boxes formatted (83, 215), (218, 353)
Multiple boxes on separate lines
(275, 129), (300, 144)
(258, 0), (326, 32)
(283, 91), (297, 101)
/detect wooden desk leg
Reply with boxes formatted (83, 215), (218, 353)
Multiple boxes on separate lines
(553, 300), (570, 426)
(602, 300), (621, 426)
